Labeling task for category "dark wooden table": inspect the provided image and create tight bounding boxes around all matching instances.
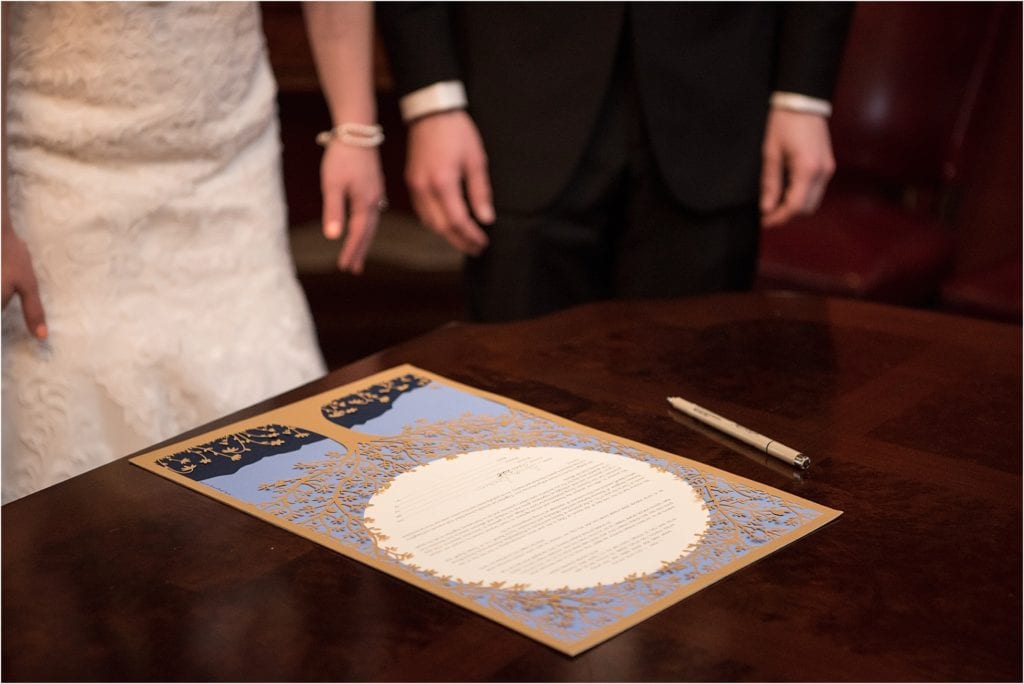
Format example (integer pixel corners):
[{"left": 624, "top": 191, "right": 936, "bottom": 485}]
[{"left": 3, "top": 293, "right": 1021, "bottom": 682}]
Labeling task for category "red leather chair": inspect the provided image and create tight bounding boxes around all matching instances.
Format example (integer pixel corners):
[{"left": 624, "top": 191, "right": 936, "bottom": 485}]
[
  {"left": 937, "top": 4, "right": 1021, "bottom": 322},
  {"left": 757, "top": 3, "right": 1011, "bottom": 308},
  {"left": 941, "top": 260, "right": 1021, "bottom": 323}
]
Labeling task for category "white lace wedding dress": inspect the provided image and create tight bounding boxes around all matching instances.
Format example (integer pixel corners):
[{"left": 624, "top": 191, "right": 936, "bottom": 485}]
[{"left": 2, "top": 2, "right": 326, "bottom": 502}]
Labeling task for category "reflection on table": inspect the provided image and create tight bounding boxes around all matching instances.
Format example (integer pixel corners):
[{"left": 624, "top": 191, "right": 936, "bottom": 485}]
[{"left": 2, "top": 293, "right": 1020, "bottom": 682}]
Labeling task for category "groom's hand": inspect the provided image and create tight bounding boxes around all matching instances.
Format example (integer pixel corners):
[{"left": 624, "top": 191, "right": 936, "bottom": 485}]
[{"left": 406, "top": 110, "right": 494, "bottom": 255}]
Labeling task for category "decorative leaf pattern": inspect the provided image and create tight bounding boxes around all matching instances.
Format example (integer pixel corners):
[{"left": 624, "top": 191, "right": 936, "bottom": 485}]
[
  {"left": 320, "top": 373, "right": 431, "bottom": 427},
  {"left": 156, "top": 424, "right": 321, "bottom": 479},
  {"left": 246, "top": 408, "right": 822, "bottom": 643}
]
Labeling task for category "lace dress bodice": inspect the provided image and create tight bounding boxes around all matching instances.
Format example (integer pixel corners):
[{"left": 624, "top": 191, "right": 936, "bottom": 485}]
[{"left": 2, "top": 2, "right": 325, "bottom": 502}]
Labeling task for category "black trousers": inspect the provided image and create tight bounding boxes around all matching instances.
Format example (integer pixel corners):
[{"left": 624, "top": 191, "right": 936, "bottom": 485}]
[{"left": 465, "top": 44, "right": 760, "bottom": 323}]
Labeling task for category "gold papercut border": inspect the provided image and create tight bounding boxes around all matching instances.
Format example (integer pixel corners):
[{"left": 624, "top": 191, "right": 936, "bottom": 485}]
[{"left": 131, "top": 364, "right": 842, "bottom": 656}]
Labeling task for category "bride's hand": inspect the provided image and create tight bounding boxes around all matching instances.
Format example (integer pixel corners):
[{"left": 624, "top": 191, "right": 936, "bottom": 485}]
[
  {"left": 319, "top": 142, "right": 385, "bottom": 275},
  {"left": 1, "top": 213, "right": 47, "bottom": 339}
]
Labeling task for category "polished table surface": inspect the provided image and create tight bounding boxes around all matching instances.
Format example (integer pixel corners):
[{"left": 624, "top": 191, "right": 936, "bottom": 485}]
[{"left": 3, "top": 293, "right": 1021, "bottom": 682}]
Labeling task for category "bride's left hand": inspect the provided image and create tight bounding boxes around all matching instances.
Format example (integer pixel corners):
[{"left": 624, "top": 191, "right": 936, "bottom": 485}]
[{"left": 319, "top": 142, "right": 385, "bottom": 275}]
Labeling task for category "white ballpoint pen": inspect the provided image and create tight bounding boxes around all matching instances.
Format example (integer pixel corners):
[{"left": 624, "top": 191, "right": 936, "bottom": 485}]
[{"left": 667, "top": 396, "right": 811, "bottom": 470}]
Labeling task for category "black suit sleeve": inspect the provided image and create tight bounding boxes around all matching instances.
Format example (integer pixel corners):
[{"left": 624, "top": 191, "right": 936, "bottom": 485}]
[
  {"left": 376, "top": 2, "right": 463, "bottom": 97},
  {"left": 775, "top": 2, "right": 853, "bottom": 99}
]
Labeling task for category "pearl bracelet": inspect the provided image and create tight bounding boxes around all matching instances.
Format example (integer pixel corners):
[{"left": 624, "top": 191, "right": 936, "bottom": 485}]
[
  {"left": 769, "top": 92, "right": 833, "bottom": 117},
  {"left": 315, "top": 122, "right": 385, "bottom": 148}
]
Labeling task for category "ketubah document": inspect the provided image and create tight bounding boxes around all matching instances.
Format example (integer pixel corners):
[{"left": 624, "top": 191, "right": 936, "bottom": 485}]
[{"left": 131, "top": 364, "right": 841, "bottom": 655}]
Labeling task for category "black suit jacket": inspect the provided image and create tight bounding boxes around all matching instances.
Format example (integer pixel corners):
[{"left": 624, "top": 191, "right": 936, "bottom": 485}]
[{"left": 380, "top": 2, "right": 851, "bottom": 214}]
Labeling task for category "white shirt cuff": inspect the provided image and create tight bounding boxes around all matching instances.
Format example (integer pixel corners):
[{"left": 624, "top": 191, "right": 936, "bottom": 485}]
[
  {"left": 770, "top": 91, "right": 833, "bottom": 117},
  {"left": 400, "top": 81, "right": 468, "bottom": 123}
]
